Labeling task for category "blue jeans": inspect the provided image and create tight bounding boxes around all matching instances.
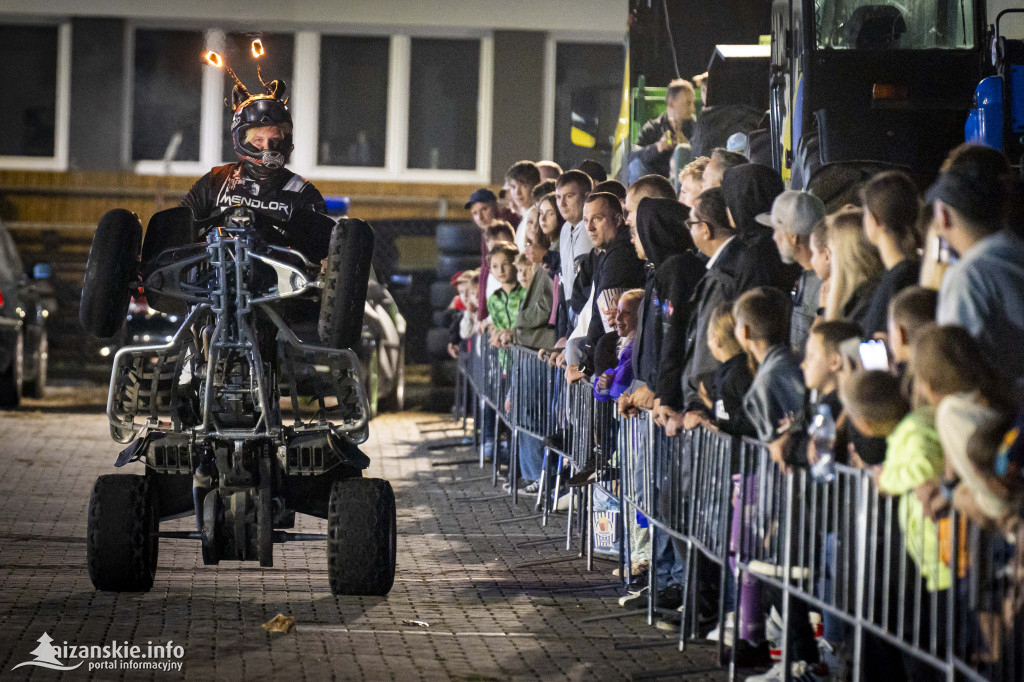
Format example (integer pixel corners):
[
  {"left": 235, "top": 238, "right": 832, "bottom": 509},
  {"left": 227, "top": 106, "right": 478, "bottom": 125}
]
[{"left": 518, "top": 433, "right": 545, "bottom": 482}]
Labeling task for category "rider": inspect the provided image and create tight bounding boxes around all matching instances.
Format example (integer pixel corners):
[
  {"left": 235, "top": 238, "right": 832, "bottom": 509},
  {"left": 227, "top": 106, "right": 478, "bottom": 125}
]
[{"left": 181, "top": 81, "right": 326, "bottom": 223}]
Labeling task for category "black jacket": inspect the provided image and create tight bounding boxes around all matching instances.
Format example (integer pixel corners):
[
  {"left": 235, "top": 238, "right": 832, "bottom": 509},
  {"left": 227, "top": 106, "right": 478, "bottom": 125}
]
[
  {"left": 720, "top": 164, "right": 801, "bottom": 293},
  {"left": 680, "top": 236, "right": 770, "bottom": 411},
  {"left": 860, "top": 259, "right": 920, "bottom": 336},
  {"left": 632, "top": 113, "right": 696, "bottom": 178},
  {"left": 710, "top": 352, "right": 756, "bottom": 438},
  {"left": 181, "top": 162, "right": 326, "bottom": 223},
  {"left": 584, "top": 228, "right": 647, "bottom": 360},
  {"left": 630, "top": 199, "right": 705, "bottom": 398}
]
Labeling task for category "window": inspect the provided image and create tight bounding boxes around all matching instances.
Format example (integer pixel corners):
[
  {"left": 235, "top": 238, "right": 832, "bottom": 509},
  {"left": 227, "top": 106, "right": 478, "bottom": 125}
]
[
  {"left": 318, "top": 36, "right": 389, "bottom": 168},
  {"left": 814, "top": 0, "right": 976, "bottom": 49},
  {"left": 407, "top": 38, "right": 480, "bottom": 171},
  {"left": 0, "top": 22, "right": 69, "bottom": 168},
  {"left": 0, "top": 25, "right": 58, "bottom": 157},
  {"left": 220, "top": 33, "right": 294, "bottom": 163},
  {"left": 553, "top": 42, "right": 623, "bottom": 172},
  {"left": 132, "top": 29, "right": 204, "bottom": 161}
]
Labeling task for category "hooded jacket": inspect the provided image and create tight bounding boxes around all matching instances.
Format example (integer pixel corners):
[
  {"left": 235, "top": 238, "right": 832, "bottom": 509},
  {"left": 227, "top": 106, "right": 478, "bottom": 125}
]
[
  {"left": 632, "top": 198, "right": 706, "bottom": 394},
  {"left": 720, "top": 164, "right": 802, "bottom": 293}
]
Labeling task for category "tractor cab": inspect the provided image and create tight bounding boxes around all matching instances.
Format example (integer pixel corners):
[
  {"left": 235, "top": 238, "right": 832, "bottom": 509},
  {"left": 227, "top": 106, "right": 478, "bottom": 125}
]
[{"left": 772, "top": 0, "right": 988, "bottom": 196}]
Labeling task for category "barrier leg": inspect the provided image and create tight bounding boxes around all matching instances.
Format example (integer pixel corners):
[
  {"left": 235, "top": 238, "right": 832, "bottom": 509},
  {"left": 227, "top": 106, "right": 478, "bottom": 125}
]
[
  {"left": 565, "top": 482, "right": 575, "bottom": 551},
  {"left": 491, "top": 408, "right": 500, "bottom": 486},
  {"left": 510, "top": 424, "right": 519, "bottom": 504},
  {"left": 587, "top": 485, "right": 596, "bottom": 568},
  {"left": 536, "top": 448, "right": 548, "bottom": 516}
]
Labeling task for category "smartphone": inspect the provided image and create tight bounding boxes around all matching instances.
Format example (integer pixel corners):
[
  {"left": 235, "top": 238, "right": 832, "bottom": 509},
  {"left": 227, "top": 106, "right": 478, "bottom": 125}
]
[
  {"left": 839, "top": 337, "right": 863, "bottom": 370},
  {"left": 859, "top": 339, "right": 889, "bottom": 371}
]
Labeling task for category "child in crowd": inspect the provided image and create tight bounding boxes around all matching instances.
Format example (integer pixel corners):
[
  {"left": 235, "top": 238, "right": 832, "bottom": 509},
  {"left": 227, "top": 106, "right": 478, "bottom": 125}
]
[
  {"left": 486, "top": 243, "right": 526, "bottom": 348},
  {"left": 887, "top": 286, "right": 938, "bottom": 384},
  {"left": 594, "top": 290, "right": 643, "bottom": 402},
  {"left": 910, "top": 326, "right": 1018, "bottom": 528},
  {"left": 447, "top": 270, "right": 480, "bottom": 358},
  {"left": 698, "top": 302, "right": 755, "bottom": 437},
  {"left": 513, "top": 253, "right": 556, "bottom": 351},
  {"left": 842, "top": 368, "right": 949, "bottom": 681},
  {"left": 733, "top": 287, "right": 824, "bottom": 677},
  {"left": 734, "top": 287, "right": 805, "bottom": 444}
]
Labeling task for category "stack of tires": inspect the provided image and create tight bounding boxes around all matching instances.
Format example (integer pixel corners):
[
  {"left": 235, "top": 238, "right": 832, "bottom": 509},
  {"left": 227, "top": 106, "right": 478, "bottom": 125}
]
[{"left": 427, "top": 223, "right": 480, "bottom": 393}]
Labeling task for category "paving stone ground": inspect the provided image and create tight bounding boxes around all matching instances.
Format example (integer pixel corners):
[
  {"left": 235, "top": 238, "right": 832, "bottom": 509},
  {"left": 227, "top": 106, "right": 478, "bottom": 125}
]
[{"left": 0, "top": 392, "right": 725, "bottom": 681}]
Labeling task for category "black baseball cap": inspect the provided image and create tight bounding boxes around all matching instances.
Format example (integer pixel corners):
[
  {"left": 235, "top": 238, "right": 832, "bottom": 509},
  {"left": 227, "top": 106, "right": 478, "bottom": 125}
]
[{"left": 464, "top": 188, "right": 498, "bottom": 209}]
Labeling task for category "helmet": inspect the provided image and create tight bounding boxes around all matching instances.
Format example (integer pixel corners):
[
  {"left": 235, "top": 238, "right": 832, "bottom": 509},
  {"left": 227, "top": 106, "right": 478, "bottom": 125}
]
[{"left": 230, "top": 81, "right": 293, "bottom": 177}]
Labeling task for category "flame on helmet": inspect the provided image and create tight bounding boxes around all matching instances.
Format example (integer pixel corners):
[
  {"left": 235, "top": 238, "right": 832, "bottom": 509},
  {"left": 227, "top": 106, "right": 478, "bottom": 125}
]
[
  {"left": 251, "top": 39, "right": 265, "bottom": 58},
  {"left": 204, "top": 51, "right": 224, "bottom": 68}
]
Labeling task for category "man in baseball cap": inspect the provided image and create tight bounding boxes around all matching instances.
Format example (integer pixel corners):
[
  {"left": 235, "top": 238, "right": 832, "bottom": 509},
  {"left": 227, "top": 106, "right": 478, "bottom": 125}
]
[
  {"left": 465, "top": 188, "right": 499, "bottom": 230},
  {"left": 756, "top": 190, "right": 827, "bottom": 352}
]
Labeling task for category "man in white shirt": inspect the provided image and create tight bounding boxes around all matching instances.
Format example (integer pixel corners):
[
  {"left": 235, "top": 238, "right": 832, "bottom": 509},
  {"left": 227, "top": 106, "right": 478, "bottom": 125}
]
[{"left": 555, "top": 169, "right": 594, "bottom": 325}]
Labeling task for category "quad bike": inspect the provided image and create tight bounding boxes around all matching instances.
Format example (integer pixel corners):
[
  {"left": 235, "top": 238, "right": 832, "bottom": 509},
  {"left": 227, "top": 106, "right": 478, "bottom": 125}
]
[{"left": 80, "top": 205, "right": 396, "bottom": 595}]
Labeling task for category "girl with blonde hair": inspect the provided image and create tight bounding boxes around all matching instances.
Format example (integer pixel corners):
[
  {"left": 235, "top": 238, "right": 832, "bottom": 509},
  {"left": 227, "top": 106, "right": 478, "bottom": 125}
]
[{"left": 823, "top": 208, "right": 884, "bottom": 325}]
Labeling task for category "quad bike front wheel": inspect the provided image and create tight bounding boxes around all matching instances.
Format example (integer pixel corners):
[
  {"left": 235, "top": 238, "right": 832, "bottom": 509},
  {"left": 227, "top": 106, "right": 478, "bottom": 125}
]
[
  {"left": 319, "top": 219, "right": 375, "bottom": 350},
  {"left": 327, "top": 477, "right": 396, "bottom": 595},
  {"left": 87, "top": 475, "right": 159, "bottom": 592}
]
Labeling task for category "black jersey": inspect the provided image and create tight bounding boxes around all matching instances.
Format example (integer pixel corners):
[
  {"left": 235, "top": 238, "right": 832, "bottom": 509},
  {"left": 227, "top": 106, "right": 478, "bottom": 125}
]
[{"left": 180, "top": 163, "right": 326, "bottom": 223}]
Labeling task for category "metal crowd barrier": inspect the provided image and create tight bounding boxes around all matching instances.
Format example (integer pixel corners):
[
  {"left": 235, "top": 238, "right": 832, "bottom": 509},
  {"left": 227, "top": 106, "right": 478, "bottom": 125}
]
[{"left": 452, "top": 337, "right": 1020, "bottom": 681}]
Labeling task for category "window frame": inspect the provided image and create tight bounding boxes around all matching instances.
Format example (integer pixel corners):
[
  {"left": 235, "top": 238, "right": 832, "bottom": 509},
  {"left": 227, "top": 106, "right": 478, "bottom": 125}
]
[{"left": 0, "top": 19, "right": 71, "bottom": 171}]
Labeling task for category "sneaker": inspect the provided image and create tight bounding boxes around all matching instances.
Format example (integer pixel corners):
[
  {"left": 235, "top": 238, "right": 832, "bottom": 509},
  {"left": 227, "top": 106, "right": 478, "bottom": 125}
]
[
  {"left": 654, "top": 615, "right": 680, "bottom": 632},
  {"left": 744, "top": 660, "right": 829, "bottom": 682},
  {"left": 655, "top": 583, "right": 683, "bottom": 611},
  {"left": 706, "top": 611, "right": 735, "bottom": 647},
  {"left": 725, "top": 639, "right": 774, "bottom": 668},
  {"left": 817, "top": 639, "right": 846, "bottom": 681},
  {"left": 765, "top": 606, "right": 784, "bottom": 661},
  {"left": 618, "top": 586, "right": 649, "bottom": 609},
  {"left": 566, "top": 466, "right": 596, "bottom": 487},
  {"left": 523, "top": 481, "right": 540, "bottom": 494},
  {"left": 748, "top": 559, "right": 811, "bottom": 580},
  {"left": 502, "top": 478, "right": 530, "bottom": 492}
]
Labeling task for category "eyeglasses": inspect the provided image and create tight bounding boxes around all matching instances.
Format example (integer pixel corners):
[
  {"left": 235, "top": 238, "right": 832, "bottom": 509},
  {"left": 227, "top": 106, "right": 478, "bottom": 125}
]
[{"left": 685, "top": 218, "right": 706, "bottom": 229}]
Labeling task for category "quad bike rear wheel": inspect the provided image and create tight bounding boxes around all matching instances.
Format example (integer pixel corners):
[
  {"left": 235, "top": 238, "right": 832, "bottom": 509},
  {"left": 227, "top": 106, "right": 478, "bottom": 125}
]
[
  {"left": 87, "top": 475, "right": 159, "bottom": 591},
  {"left": 80, "top": 209, "right": 142, "bottom": 338},
  {"left": 327, "top": 477, "right": 396, "bottom": 595}
]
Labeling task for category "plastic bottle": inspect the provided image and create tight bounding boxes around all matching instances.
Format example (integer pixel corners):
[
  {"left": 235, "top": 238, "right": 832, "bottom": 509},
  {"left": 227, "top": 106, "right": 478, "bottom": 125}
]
[{"left": 810, "top": 404, "right": 837, "bottom": 483}]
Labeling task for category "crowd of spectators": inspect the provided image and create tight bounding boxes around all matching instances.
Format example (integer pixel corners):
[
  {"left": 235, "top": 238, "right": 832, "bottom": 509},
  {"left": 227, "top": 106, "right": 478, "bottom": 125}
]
[{"left": 443, "top": 85, "right": 1024, "bottom": 680}]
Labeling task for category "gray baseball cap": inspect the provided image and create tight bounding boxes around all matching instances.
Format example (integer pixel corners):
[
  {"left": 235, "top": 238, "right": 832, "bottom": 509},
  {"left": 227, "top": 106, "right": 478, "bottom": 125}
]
[{"left": 754, "top": 189, "right": 826, "bottom": 235}]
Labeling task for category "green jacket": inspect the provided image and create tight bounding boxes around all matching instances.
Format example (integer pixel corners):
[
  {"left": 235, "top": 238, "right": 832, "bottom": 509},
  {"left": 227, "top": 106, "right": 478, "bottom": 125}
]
[
  {"left": 879, "top": 408, "right": 951, "bottom": 592},
  {"left": 487, "top": 284, "right": 526, "bottom": 331}
]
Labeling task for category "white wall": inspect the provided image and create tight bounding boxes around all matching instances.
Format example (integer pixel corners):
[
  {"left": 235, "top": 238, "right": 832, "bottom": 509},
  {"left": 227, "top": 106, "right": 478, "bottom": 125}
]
[
  {"left": 1, "top": 0, "right": 624, "bottom": 38},
  {"left": 988, "top": 0, "right": 1024, "bottom": 40}
]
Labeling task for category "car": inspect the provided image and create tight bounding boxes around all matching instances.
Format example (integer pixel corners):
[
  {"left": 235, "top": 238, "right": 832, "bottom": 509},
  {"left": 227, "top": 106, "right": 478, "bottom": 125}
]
[
  {"left": 79, "top": 205, "right": 396, "bottom": 595},
  {"left": 359, "top": 273, "right": 406, "bottom": 416},
  {"left": 0, "top": 218, "right": 54, "bottom": 408}
]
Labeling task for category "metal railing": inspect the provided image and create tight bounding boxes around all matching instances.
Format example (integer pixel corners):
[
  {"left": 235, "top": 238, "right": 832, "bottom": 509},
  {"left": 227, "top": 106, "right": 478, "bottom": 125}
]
[{"left": 454, "top": 335, "right": 1019, "bottom": 681}]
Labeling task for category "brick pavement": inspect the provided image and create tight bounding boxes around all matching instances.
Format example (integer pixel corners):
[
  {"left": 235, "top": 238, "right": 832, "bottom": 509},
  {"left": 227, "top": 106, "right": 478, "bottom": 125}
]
[{"left": 0, "top": 402, "right": 725, "bottom": 681}]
